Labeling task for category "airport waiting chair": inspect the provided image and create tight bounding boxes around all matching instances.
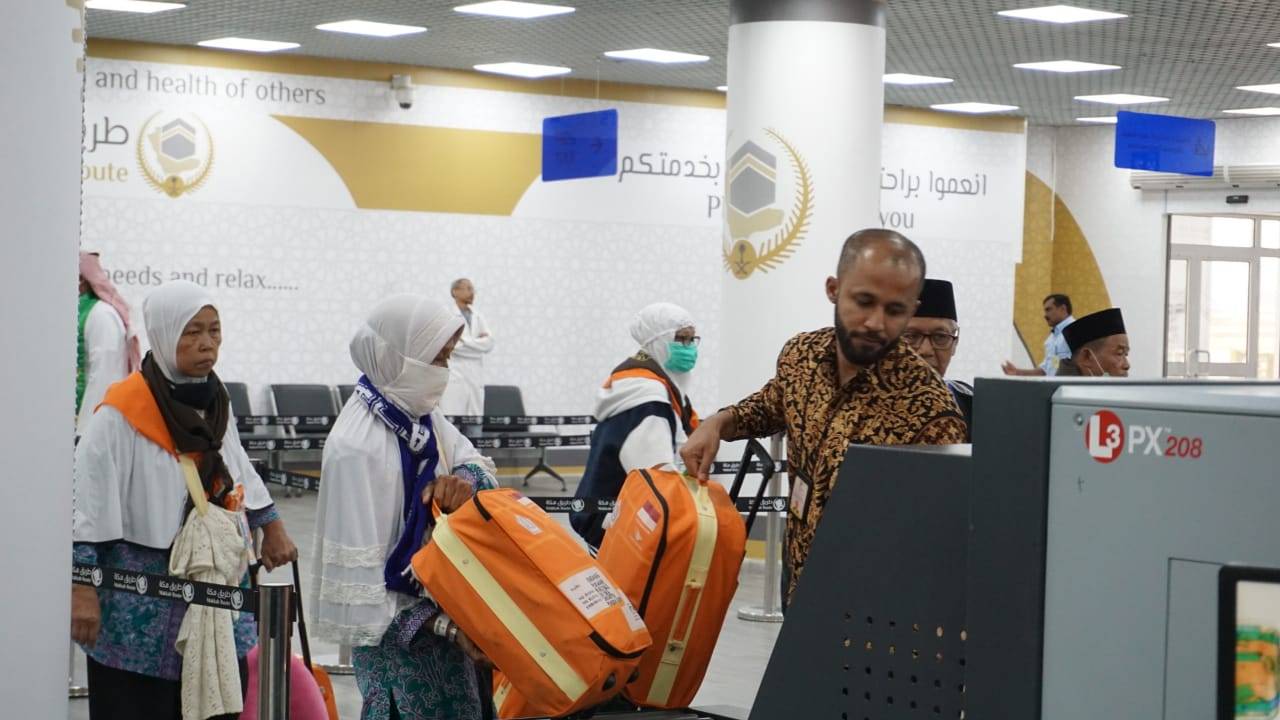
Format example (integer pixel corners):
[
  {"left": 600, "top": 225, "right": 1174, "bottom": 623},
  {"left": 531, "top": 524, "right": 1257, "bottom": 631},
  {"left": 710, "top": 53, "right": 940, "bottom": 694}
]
[
  {"left": 481, "top": 385, "right": 565, "bottom": 490},
  {"left": 337, "top": 384, "right": 357, "bottom": 407}
]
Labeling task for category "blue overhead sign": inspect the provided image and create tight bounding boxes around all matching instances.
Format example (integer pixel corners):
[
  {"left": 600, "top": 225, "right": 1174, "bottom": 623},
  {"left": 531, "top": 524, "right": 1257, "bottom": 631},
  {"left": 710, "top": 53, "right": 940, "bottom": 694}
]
[
  {"left": 1114, "top": 111, "right": 1215, "bottom": 177},
  {"left": 541, "top": 109, "right": 618, "bottom": 182}
]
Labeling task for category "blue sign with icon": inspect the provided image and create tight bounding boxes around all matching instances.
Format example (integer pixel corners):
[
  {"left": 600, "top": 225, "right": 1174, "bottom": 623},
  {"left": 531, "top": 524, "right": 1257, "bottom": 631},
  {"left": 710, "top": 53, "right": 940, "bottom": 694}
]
[
  {"left": 542, "top": 109, "right": 618, "bottom": 181},
  {"left": 1114, "top": 111, "right": 1215, "bottom": 177}
]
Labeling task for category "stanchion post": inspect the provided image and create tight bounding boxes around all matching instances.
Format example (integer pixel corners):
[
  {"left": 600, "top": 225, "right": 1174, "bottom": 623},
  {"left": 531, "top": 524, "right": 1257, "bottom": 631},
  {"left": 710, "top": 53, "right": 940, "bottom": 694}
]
[
  {"left": 738, "top": 433, "right": 786, "bottom": 623},
  {"left": 257, "top": 583, "right": 293, "bottom": 720},
  {"left": 318, "top": 643, "right": 355, "bottom": 676},
  {"left": 68, "top": 642, "right": 89, "bottom": 699}
]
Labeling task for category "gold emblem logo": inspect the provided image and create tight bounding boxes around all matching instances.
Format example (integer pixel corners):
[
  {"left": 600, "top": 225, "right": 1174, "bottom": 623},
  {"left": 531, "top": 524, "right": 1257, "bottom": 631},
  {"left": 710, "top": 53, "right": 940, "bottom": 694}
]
[
  {"left": 136, "top": 111, "right": 214, "bottom": 198},
  {"left": 722, "top": 128, "right": 814, "bottom": 279}
]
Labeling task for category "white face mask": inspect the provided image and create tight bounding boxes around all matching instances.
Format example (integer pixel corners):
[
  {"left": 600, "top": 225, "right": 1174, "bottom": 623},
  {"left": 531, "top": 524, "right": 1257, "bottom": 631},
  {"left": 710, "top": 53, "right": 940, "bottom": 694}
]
[
  {"left": 382, "top": 357, "right": 451, "bottom": 418},
  {"left": 1084, "top": 349, "right": 1111, "bottom": 377}
]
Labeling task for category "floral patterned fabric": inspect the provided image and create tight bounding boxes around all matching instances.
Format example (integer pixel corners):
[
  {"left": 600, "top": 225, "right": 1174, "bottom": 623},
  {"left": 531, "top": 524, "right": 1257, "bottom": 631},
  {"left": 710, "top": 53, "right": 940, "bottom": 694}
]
[
  {"left": 352, "top": 602, "right": 485, "bottom": 720},
  {"left": 726, "top": 329, "right": 967, "bottom": 602},
  {"left": 73, "top": 504, "right": 279, "bottom": 680}
]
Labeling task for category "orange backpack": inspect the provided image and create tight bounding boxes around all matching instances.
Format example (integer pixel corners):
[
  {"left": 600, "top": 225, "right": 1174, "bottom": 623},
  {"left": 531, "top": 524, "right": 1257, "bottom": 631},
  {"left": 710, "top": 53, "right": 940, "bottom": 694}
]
[
  {"left": 595, "top": 456, "right": 769, "bottom": 709},
  {"left": 410, "top": 488, "right": 652, "bottom": 718}
]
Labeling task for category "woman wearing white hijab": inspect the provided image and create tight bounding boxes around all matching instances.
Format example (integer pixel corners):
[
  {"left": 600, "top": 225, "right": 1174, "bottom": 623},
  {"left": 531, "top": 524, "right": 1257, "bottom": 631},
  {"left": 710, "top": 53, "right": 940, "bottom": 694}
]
[
  {"left": 311, "top": 294, "right": 498, "bottom": 720},
  {"left": 71, "top": 281, "right": 297, "bottom": 720},
  {"left": 570, "top": 302, "right": 701, "bottom": 548}
]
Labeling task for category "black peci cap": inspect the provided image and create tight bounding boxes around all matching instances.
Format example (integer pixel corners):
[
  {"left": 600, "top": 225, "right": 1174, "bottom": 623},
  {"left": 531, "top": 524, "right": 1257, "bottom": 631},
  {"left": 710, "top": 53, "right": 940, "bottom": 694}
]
[
  {"left": 916, "top": 279, "right": 957, "bottom": 321},
  {"left": 1063, "top": 308, "right": 1126, "bottom": 353}
]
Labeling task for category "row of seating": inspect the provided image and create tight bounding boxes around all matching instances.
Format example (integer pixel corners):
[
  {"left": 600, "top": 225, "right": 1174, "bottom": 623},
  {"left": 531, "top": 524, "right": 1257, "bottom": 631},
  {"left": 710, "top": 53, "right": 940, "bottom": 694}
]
[{"left": 226, "top": 382, "right": 571, "bottom": 488}]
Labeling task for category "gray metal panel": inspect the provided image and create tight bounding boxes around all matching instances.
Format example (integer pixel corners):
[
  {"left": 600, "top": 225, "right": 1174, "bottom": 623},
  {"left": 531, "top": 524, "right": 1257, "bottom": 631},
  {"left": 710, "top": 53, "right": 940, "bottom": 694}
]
[
  {"left": 749, "top": 444, "right": 971, "bottom": 720},
  {"left": 1055, "top": 383, "right": 1280, "bottom": 417},
  {"left": 1165, "top": 559, "right": 1223, "bottom": 720},
  {"left": 964, "top": 377, "right": 1061, "bottom": 720},
  {"left": 1039, "top": 388, "right": 1280, "bottom": 719}
]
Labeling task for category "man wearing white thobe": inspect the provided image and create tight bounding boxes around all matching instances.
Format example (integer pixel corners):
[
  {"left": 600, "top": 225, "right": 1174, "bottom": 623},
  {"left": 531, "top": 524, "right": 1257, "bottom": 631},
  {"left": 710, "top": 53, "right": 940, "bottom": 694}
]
[{"left": 440, "top": 278, "right": 494, "bottom": 417}]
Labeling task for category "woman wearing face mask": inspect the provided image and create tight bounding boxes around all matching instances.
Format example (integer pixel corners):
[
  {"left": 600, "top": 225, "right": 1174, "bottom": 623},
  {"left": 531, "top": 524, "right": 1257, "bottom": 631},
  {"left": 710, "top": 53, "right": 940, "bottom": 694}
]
[
  {"left": 70, "top": 281, "right": 297, "bottom": 720},
  {"left": 570, "top": 302, "right": 701, "bottom": 549},
  {"left": 310, "top": 295, "right": 499, "bottom": 720}
]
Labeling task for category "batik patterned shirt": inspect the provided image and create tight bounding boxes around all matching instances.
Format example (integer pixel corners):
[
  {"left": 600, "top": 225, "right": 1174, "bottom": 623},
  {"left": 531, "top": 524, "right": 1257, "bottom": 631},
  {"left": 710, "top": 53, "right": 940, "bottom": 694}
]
[{"left": 725, "top": 328, "right": 968, "bottom": 602}]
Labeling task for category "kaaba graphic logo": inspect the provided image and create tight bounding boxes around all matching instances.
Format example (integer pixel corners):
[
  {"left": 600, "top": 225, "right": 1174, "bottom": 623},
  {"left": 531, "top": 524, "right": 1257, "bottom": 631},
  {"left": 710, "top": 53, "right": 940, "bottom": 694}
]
[
  {"left": 723, "top": 128, "right": 814, "bottom": 279},
  {"left": 137, "top": 111, "right": 214, "bottom": 198}
]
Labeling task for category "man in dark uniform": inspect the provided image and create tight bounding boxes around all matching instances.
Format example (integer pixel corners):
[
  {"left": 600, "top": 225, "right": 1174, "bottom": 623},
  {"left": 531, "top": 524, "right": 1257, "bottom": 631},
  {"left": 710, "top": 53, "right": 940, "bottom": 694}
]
[{"left": 903, "top": 278, "right": 972, "bottom": 435}]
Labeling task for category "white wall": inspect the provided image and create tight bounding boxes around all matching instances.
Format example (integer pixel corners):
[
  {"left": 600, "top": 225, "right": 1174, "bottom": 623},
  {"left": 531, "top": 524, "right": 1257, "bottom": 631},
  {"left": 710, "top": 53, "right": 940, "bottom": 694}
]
[
  {"left": 0, "top": 3, "right": 83, "bottom": 717},
  {"left": 1028, "top": 117, "right": 1280, "bottom": 378}
]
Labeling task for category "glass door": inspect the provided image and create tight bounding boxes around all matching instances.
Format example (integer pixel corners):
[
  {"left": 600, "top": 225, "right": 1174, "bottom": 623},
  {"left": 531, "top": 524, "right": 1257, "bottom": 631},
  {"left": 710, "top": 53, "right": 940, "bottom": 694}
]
[{"left": 1166, "top": 215, "right": 1280, "bottom": 378}]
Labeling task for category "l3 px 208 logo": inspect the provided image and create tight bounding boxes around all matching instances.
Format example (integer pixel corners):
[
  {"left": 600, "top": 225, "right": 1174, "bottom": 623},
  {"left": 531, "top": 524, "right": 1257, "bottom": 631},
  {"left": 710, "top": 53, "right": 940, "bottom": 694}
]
[{"left": 1084, "top": 409, "right": 1204, "bottom": 464}]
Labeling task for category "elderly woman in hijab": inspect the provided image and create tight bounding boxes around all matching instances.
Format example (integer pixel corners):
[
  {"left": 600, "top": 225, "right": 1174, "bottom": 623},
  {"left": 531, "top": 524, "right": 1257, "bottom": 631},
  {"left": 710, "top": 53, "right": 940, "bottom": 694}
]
[
  {"left": 71, "top": 281, "right": 298, "bottom": 720},
  {"left": 311, "top": 295, "right": 499, "bottom": 720},
  {"left": 570, "top": 302, "right": 701, "bottom": 548},
  {"left": 76, "top": 250, "right": 142, "bottom": 436}
]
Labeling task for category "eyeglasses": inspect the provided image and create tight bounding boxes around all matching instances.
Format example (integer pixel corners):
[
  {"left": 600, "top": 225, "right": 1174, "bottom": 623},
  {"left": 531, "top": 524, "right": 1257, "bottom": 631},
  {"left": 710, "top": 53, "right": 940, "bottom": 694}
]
[
  {"left": 674, "top": 336, "right": 701, "bottom": 347},
  {"left": 902, "top": 330, "right": 958, "bottom": 350}
]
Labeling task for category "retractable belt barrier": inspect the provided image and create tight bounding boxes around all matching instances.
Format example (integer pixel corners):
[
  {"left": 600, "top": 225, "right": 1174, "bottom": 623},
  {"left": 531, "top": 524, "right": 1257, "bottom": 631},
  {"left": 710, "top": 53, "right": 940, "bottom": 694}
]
[
  {"left": 236, "top": 414, "right": 597, "bottom": 433},
  {"left": 262, "top": 463, "right": 789, "bottom": 501},
  {"left": 72, "top": 563, "right": 256, "bottom": 614}
]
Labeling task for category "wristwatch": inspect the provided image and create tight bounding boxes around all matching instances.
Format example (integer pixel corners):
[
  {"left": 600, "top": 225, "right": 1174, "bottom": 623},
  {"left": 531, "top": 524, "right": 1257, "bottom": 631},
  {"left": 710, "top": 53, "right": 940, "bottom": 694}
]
[{"left": 447, "top": 623, "right": 460, "bottom": 644}]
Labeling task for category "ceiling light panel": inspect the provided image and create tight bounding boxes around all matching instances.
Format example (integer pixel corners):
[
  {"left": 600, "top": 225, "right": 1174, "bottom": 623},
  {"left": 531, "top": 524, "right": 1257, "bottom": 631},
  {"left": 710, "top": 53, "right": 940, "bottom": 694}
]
[
  {"left": 474, "top": 62, "right": 571, "bottom": 78},
  {"left": 1013, "top": 60, "right": 1121, "bottom": 73},
  {"left": 316, "top": 20, "right": 426, "bottom": 37},
  {"left": 1223, "top": 107, "right": 1280, "bottom": 116},
  {"left": 197, "top": 37, "right": 300, "bottom": 53},
  {"left": 997, "top": 5, "right": 1127, "bottom": 24},
  {"left": 1075, "top": 93, "right": 1169, "bottom": 105},
  {"left": 1238, "top": 84, "right": 1280, "bottom": 95},
  {"left": 604, "top": 48, "right": 709, "bottom": 64},
  {"left": 931, "top": 102, "right": 1020, "bottom": 114},
  {"left": 85, "top": 0, "right": 184, "bottom": 12},
  {"left": 1077, "top": 116, "right": 1119, "bottom": 123},
  {"left": 884, "top": 73, "right": 954, "bottom": 85},
  {"left": 454, "top": 2, "right": 575, "bottom": 19}
]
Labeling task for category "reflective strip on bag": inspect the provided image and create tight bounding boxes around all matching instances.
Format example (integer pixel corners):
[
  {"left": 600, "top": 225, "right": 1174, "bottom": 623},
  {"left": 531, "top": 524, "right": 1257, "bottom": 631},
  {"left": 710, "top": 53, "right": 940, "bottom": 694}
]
[
  {"left": 431, "top": 517, "right": 589, "bottom": 704},
  {"left": 647, "top": 477, "right": 720, "bottom": 706},
  {"left": 493, "top": 678, "right": 512, "bottom": 713}
]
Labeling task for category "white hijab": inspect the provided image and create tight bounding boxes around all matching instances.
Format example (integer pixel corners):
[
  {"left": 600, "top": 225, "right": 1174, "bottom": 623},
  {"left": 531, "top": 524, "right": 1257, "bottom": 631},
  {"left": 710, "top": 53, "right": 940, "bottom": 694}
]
[
  {"left": 349, "top": 295, "right": 464, "bottom": 417},
  {"left": 630, "top": 302, "right": 695, "bottom": 368},
  {"left": 142, "top": 281, "right": 217, "bottom": 384}
]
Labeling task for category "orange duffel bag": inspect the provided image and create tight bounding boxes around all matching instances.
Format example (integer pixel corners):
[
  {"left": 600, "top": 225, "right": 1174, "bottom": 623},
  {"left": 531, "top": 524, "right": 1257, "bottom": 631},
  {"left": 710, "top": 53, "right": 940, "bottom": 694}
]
[
  {"left": 410, "top": 488, "right": 652, "bottom": 718},
  {"left": 595, "top": 442, "right": 773, "bottom": 709}
]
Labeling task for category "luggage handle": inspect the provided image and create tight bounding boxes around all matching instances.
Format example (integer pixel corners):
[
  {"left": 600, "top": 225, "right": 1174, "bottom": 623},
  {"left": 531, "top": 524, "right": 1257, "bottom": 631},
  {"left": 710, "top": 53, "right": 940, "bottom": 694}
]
[
  {"left": 290, "top": 559, "right": 315, "bottom": 672},
  {"left": 727, "top": 438, "right": 776, "bottom": 536}
]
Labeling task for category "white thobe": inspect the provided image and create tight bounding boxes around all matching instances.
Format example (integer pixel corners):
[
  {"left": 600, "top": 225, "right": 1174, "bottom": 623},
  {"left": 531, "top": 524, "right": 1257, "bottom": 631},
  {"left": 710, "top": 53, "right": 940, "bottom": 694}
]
[
  {"left": 77, "top": 302, "right": 130, "bottom": 435},
  {"left": 440, "top": 305, "right": 494, "bottom": 416}
]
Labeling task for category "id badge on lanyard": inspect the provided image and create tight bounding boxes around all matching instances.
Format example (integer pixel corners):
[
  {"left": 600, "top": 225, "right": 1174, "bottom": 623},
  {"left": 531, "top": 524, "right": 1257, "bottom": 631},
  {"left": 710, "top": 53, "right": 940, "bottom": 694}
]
[{"left": 789, "top": 464, "right": 814, "bottom": 522}]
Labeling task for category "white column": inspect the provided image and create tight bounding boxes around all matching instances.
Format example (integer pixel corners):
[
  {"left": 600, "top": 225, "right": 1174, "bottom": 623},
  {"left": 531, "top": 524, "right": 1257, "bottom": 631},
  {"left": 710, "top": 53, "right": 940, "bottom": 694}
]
[
  {"left": 721, "top": 0, "right": 886, "bottom": 405},
  {"left": 0, "top": 2, "right": 85, "bottom": 717}
]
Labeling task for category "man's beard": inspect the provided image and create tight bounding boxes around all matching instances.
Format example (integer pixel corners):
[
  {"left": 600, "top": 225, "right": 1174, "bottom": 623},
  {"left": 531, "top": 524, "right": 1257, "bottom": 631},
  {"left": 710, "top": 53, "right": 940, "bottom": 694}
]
[{"left": 834, "top": 307, "right": 895, "bottom": 366}]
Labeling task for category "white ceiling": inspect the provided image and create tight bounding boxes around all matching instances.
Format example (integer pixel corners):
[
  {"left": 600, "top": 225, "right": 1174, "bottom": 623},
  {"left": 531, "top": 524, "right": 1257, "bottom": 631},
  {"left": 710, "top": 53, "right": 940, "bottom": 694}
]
[{"left": 86, "top": 0, "right": 1280, "bottom": 126}]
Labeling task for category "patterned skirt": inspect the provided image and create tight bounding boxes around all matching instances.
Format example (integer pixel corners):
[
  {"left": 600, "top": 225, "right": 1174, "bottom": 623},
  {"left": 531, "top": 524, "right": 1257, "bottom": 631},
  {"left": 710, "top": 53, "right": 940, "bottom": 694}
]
[{"left": 352, "top": 612, "right": 484, "bottom": 720}]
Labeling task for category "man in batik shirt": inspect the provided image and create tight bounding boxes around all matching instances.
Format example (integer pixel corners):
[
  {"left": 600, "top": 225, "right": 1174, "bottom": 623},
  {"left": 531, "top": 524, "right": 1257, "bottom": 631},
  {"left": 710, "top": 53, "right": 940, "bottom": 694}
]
[{"left": 683, "top": 229, "right": 967, "bottom": 606}]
